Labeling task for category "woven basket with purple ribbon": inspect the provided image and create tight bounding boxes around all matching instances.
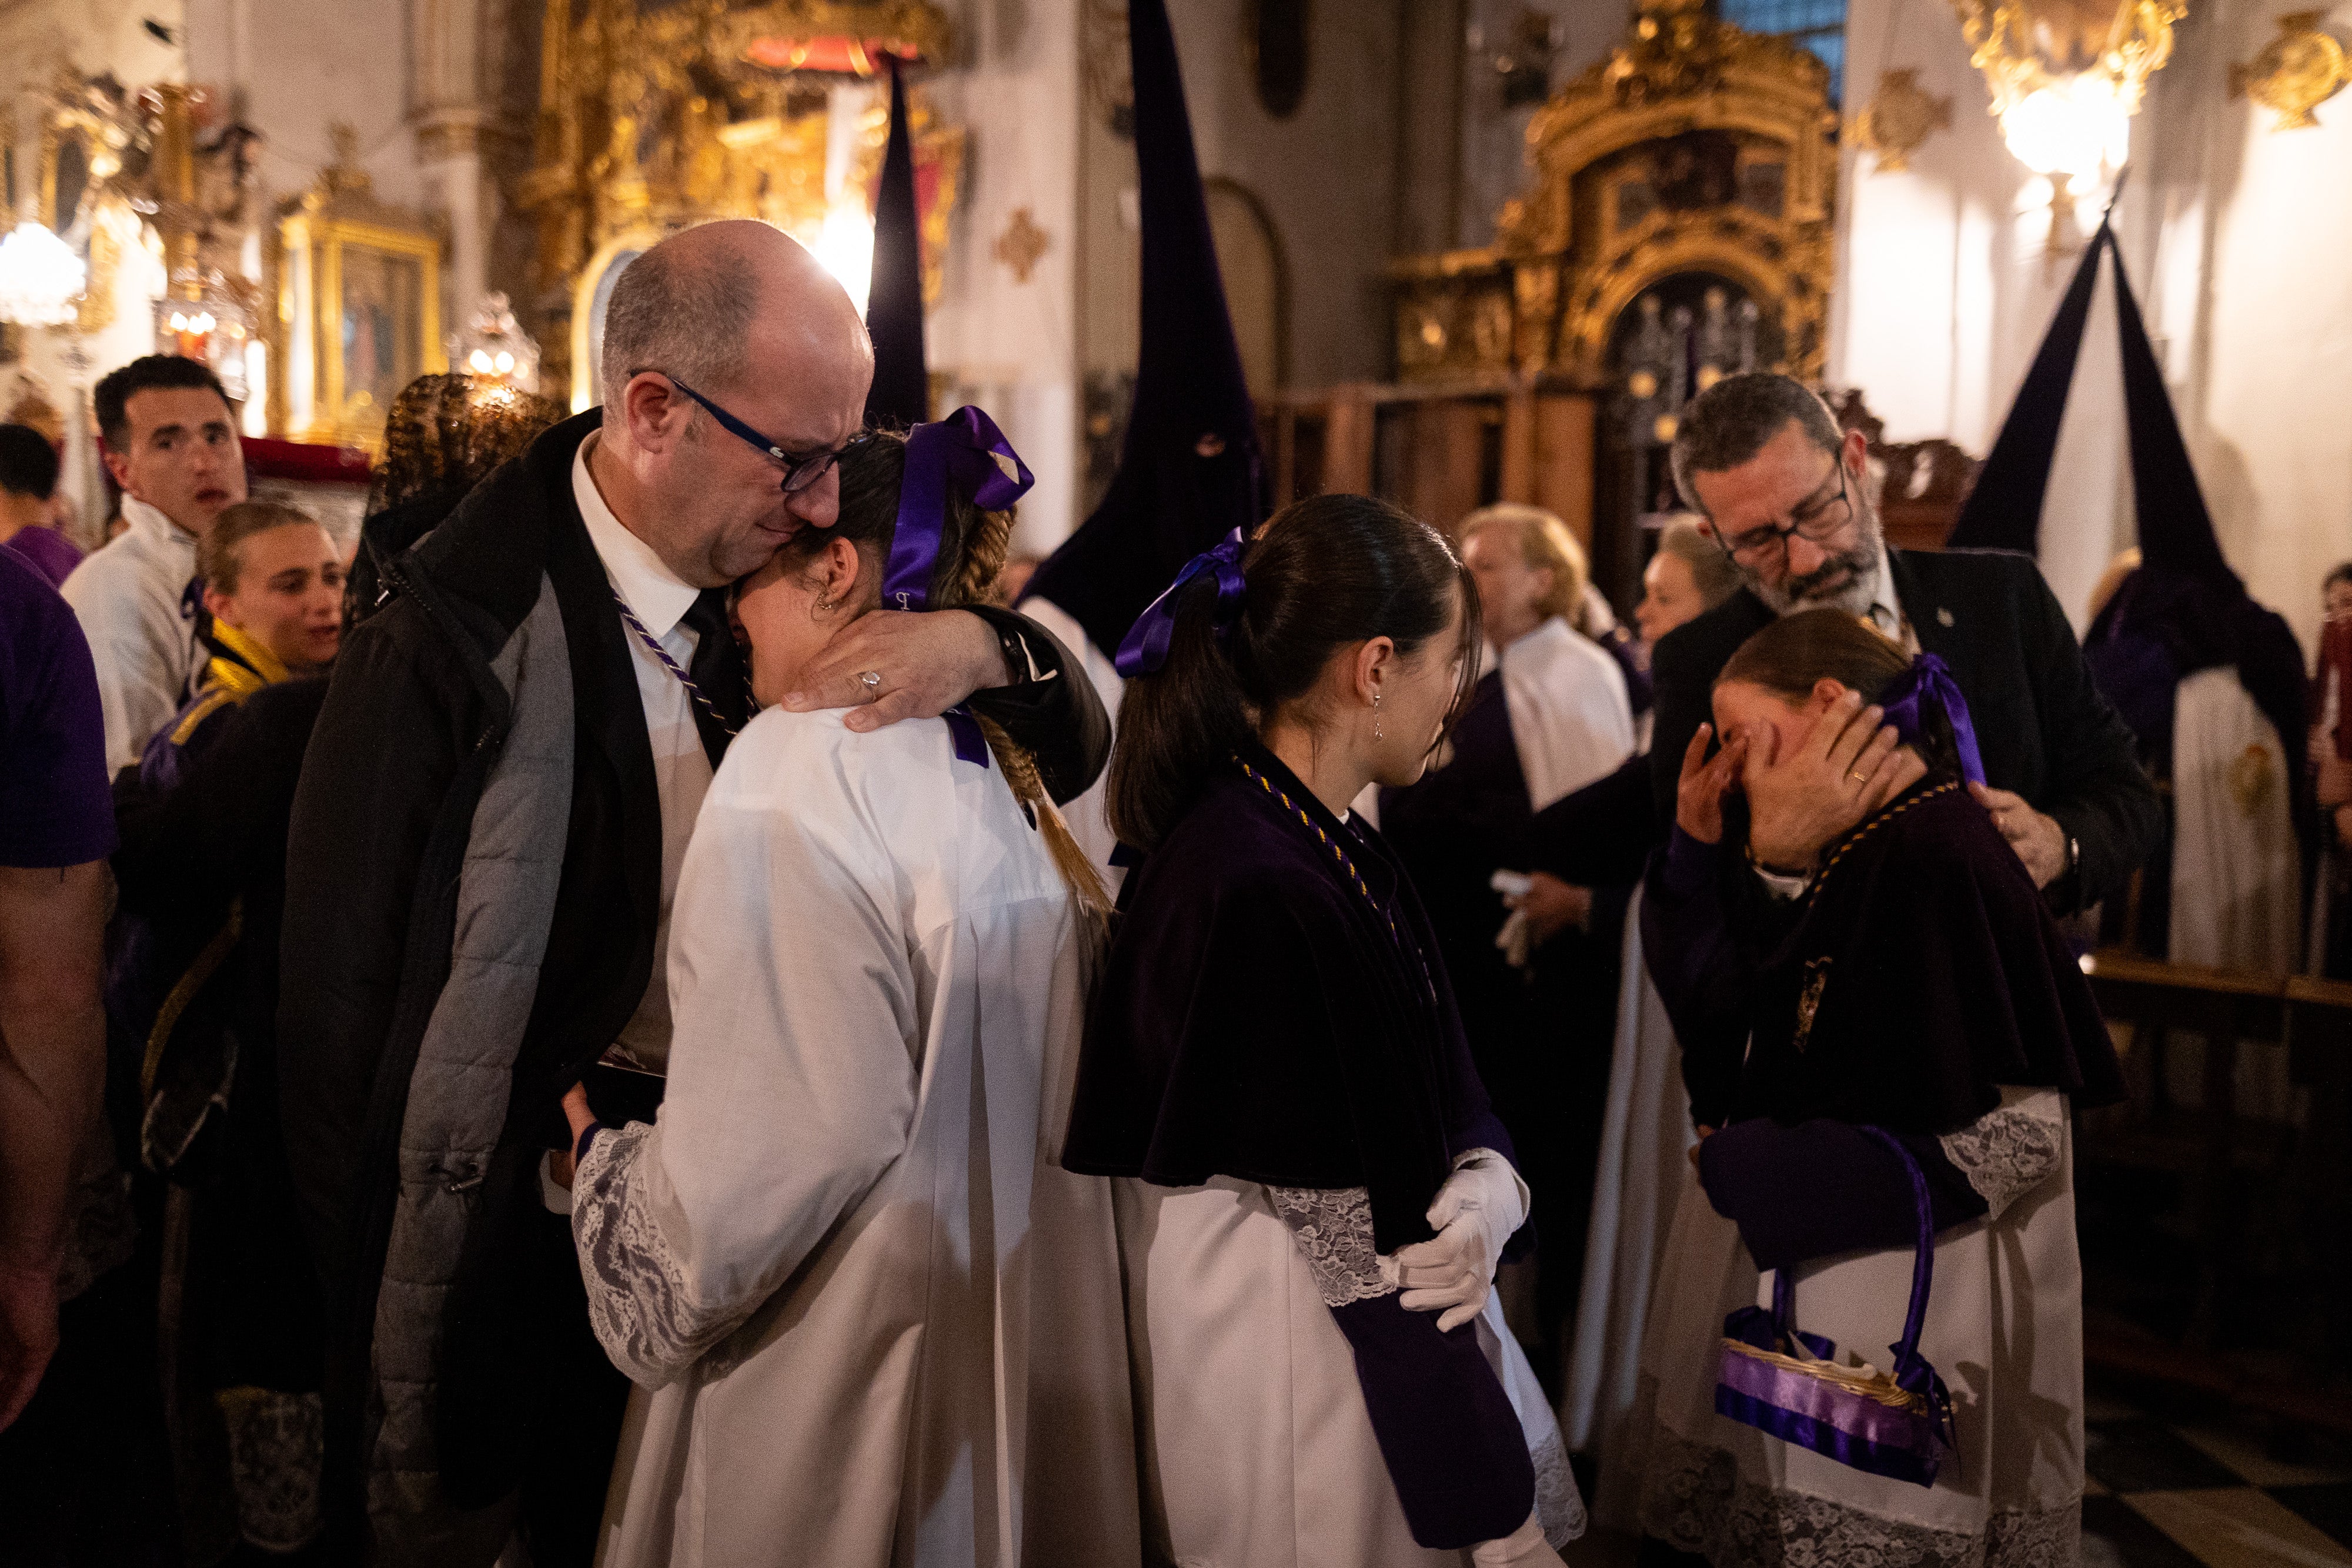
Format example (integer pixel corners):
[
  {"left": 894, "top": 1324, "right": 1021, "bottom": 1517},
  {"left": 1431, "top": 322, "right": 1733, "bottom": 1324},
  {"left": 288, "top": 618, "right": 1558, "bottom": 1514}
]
[{"left": 1714, "top": 1126, "right": 1958, "bottom": 1488}]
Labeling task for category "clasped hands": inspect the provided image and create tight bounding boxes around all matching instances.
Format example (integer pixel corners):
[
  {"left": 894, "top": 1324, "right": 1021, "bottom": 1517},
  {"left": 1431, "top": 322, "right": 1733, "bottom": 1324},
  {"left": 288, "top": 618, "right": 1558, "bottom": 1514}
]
[
  {"left": 1388, "top": 1152, "right": 1527, "bottom": 1333},
  {"left": 1675, "top": 691, "right": 2066, "bottom": 888}
]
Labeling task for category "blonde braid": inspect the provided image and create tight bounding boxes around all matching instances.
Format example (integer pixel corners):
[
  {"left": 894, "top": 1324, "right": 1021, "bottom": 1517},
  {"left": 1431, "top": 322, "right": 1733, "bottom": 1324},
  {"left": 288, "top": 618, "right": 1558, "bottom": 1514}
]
[{"left": 941, "top": 505, "right": 1111, "bottom": 920}]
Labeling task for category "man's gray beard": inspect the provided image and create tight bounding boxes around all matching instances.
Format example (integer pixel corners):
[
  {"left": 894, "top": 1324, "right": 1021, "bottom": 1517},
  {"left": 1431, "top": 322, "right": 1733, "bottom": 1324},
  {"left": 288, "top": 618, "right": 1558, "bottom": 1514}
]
[{"left": 1749, "top": 510, "right": 1886, "bottom": 620}]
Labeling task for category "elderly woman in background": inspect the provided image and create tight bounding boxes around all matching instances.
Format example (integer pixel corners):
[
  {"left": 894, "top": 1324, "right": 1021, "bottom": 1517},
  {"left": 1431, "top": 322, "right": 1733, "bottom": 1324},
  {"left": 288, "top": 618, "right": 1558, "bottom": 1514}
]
[{"left": 1377, "top": 502, "right": 1636, "bottom": 1389}]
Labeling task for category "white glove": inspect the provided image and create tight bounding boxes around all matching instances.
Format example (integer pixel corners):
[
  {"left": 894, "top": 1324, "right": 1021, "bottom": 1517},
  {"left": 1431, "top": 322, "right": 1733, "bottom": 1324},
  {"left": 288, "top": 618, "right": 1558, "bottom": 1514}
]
[
  {"left": 1391, "top": 1149, "right": 1528, "bottom": 1332},
  {"left": 1471, "top": 1512, "right": 1565, "bottom": 1567}
]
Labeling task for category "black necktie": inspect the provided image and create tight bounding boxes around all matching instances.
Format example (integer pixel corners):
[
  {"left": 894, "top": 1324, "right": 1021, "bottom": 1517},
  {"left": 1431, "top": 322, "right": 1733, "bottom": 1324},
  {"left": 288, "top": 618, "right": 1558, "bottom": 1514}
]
[{"left": 681, "top": 588, "right": 747, "bottom": 767}]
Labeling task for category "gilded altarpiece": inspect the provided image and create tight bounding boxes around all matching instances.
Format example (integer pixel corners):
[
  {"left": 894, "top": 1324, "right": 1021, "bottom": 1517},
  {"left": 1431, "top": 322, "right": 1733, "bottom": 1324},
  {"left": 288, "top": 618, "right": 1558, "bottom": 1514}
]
[
  {"left": 1391, "top": 0, "right": 1835, "bottom": 386},
  {"left": 516, "top": 0, "right": 963, "bottom": 406}
]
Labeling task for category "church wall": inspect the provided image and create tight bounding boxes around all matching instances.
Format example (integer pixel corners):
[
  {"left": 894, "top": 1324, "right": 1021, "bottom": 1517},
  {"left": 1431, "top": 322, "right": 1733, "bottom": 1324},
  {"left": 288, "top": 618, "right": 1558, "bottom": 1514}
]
[{"left": 1831, "top": 0, "right": 2350, "bottom": 653}]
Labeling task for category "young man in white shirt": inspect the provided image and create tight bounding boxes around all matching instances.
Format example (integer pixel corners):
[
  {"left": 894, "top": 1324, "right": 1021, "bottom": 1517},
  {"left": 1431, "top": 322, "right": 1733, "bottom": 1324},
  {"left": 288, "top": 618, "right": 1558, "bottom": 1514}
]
[{"left": 60, "top": 356, "right": 248, "bottom": 771}]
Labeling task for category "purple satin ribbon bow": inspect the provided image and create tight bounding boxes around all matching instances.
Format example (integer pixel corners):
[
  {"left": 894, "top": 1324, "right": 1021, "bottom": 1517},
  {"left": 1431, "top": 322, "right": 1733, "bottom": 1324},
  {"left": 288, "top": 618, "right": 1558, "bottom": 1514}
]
[
  {"left": 881, "top": 406, "right": 1034, "bottom": 768},
  {"left": 1114, "top": 528, "right": 1248, "bottom": 677},
  {"left": 1877, "top": 652, "right": 1985, "bottom": 785}
]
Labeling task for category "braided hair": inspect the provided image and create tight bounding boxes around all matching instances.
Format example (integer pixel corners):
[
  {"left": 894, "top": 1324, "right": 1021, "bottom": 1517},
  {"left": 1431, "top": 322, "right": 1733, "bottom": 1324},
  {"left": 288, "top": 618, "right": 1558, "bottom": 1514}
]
[{"left": 778, "top": 430, "right": 1111, "bottom": 918}]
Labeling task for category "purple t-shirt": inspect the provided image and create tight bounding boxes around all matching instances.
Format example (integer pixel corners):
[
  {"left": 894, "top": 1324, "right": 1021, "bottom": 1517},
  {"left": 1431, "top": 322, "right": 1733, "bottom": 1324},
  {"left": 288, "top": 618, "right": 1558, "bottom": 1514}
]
[
  {"left": 4, "top": 522, "right": 85, "bottom": 590},
  {"left": 0, "top": 544, "right": 116, "bottom": 867}
]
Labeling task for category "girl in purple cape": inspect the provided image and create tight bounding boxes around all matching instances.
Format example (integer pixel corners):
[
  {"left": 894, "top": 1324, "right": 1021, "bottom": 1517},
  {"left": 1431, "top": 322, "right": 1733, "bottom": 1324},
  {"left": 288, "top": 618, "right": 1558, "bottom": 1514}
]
[
  {"left": 1063, "top": 494, "right": 1584, "bottom": 1567},
  {"left": 1626, "top": 608, "right": 2123, "bottom": 1566}
]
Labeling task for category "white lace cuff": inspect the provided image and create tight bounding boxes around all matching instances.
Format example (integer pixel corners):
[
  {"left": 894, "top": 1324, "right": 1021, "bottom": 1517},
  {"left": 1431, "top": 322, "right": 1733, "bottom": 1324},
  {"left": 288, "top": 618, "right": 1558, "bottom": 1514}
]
[
  {"left": 1267, "top": 1185, "right": 1396, "bottom": 1308},
  {"left": 571, "top": 1120, "right": 738, "bottom": 1387},
  {"left": 1937, "top": 1088, "right": 2065, "bottom": 1222}
]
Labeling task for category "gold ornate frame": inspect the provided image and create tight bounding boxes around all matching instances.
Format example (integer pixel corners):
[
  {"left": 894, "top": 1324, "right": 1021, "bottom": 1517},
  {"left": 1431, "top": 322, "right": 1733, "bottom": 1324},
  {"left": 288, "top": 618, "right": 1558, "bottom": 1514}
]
[
  {"left": 1389, "top": 0, "right": 1836, "bottom": 385},
  {"left": 517, "top": 0, "right": 960, "bottom": 398},
  {"left": 271, "top": 146, "right": 446, "bottom": 449}
]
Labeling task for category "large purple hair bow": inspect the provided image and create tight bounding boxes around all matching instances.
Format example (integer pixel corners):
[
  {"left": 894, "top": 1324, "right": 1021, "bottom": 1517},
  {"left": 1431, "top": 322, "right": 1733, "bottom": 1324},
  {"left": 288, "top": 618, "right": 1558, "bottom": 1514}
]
[
  {"left": 1878, "top": 653, "right": 1985, "bottom": 785},
  {"left": 1114, "top": 527, "right": 1248, "bottom": 677},
  {"left": 881, "top": 406, "right": 1034, "bottom": 768}
]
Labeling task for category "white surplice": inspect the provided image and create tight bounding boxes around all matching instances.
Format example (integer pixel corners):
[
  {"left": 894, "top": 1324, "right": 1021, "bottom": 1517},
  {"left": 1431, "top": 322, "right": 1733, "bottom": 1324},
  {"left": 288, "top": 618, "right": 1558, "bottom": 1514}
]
[
  {"left": 1559, "top": 887, "right": 1693, "bottom": 1527},
  {"left": 1622, "top": 1090, "right": 2086, "bottom": 1566},
  {"left": 1114, "top": 1176, "right": 1583, "bottom": 1568},
  {"left": 570, "top": 706, "right": 1140, "bottom": 1568},
  {"left": 1495, "top": 617, "right": 1635, "bottom": 812}
]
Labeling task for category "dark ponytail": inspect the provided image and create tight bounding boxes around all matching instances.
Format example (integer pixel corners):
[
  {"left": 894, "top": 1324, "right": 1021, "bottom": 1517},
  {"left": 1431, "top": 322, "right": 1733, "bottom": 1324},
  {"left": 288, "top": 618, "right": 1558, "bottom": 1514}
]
[{"left": 1107, "top": 493, "right": 1480, "bottom": 853}]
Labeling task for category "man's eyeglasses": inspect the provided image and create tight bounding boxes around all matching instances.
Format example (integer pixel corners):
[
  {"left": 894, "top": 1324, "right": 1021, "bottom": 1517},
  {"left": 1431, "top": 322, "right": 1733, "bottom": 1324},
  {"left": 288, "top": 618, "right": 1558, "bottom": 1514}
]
[
  {"left": 1714, "top": 459, "right": 1855, "bottom": 568},
  {"left": 630, "top": 369, "right": 856, "bottom": 496}
]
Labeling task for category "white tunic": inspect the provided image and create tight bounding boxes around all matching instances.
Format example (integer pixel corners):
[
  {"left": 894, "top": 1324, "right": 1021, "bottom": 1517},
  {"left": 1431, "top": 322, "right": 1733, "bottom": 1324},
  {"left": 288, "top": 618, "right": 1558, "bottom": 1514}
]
[
  {"left": 59, "top": 496, "right": 200, "bottom": 771},
  {"left": 1559, "top": 887, "right": 1694, "bottom": 1526},
  {"left": 1115, "top": 1176, "right": 1583, "bottom": 1568},
  {"left": 1495, "top": 618, "right": 1635, "bottom": 813},
  {"left": 570, "top": 706, "right": 1140, "bottom": 1568}
]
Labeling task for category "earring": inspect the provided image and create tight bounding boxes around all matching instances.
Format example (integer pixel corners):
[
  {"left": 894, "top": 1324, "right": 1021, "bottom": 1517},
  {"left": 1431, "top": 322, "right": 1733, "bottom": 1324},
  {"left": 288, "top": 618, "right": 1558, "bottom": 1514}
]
[
  {"left": 816, "top": 594, "right": 836, "bottom": 612},
  {"left": 1372, "top": 690, "right": 1384, "bottom": 742}
]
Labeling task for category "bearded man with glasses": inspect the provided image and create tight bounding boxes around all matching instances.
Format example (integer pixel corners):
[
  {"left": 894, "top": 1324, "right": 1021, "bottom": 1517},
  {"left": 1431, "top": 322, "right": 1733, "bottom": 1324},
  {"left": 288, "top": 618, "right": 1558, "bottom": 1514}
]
[
  {"left": 1638, "top": 373, "right": 2158, "bottom": 1137},
  {"left": 277, "top": 221, "right": 1108, "bottom": 1567}
]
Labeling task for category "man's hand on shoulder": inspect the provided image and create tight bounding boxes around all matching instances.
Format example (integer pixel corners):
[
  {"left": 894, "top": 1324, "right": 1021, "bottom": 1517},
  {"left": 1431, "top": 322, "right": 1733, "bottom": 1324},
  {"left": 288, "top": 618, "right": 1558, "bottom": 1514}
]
[
  {"left": 1969, "top": 783, "right": 2069, "bottom": 888},
  {"left": 781, "top": 609, "right": 1010, "bottom": 733}
]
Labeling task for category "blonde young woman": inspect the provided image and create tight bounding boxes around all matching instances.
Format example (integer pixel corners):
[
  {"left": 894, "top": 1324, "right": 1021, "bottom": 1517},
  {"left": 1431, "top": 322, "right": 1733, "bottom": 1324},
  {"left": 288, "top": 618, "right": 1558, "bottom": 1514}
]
[{"left": 559, "top": 413, "right": 1139, "bottom": 1567}]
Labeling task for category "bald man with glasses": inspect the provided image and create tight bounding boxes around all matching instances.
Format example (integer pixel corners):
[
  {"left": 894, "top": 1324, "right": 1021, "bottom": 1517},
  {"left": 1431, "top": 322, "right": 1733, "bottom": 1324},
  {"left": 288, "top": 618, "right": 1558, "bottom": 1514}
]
[
  {"left": 1638, "top": 373, "right": 2158, "bottom": 1133},
  {"left": 279, "top": 222, "right": 1109, "bottom": 1567}
]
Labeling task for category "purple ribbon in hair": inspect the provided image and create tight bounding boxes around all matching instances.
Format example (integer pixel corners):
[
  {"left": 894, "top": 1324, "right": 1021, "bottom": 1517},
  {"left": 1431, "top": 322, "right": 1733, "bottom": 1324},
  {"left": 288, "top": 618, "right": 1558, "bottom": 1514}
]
[
  {"left": 1114, "top": 528, "right": 1248, "bottom": 677},
  {"left": 1877, "top": 652, "right": 1986, "bottom": 785},
  {"left": 880, "top": 406, "right": 1034, "bottom": 768}
]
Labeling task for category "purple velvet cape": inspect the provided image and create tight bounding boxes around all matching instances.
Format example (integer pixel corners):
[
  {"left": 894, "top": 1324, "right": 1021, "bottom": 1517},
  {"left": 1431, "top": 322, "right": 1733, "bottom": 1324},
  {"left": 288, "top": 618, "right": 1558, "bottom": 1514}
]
[
  {"left": 1063, "top": 741, "right": 1535, "bottom": 1546},
  {"left": 1651, "top": 780, "right": 2122, "bottom": 1271},
  {"left": 1648, "top": 780, "right": 2121, "bottom": 1136}
]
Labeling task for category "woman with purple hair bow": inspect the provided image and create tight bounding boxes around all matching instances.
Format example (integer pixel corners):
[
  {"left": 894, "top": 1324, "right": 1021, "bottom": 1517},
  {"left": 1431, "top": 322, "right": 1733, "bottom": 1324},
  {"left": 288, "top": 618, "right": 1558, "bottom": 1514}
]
[
  {"left": 1620, "top": 608, "right": 2123, "bottom": 1566},
  {"left": 552, "top": 413, "right": 1140, "bottom": 1567}
]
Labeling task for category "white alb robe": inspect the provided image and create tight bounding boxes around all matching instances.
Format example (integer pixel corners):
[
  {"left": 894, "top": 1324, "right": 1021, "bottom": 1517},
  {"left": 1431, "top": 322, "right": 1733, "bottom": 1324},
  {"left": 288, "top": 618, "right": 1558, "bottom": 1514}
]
[
  {"left": 570, "top": 707, "right": 1139, "bottom": 1568},
  {"left": 1498, "top": 617, "right": 1635, "bottom": 813},
  {"left": 2169, "top": 668, "right": 2303, "bottom": 1121},
  {"left": 1559, "top": 887, "right": 1693, "bottom": 1526}
]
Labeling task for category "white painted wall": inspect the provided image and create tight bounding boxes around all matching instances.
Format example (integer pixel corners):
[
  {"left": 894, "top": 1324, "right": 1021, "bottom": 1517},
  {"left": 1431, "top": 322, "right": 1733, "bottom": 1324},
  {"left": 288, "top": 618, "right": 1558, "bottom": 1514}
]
[{"left": 1834, "top": 0, "right": 2352, "bottom": 653}]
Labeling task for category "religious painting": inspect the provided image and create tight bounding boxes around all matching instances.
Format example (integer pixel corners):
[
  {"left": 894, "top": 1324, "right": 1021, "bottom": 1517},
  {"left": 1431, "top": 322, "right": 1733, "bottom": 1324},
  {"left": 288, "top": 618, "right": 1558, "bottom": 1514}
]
[{"left": 335, "top": 242, "right": 425, "bottom": 426}]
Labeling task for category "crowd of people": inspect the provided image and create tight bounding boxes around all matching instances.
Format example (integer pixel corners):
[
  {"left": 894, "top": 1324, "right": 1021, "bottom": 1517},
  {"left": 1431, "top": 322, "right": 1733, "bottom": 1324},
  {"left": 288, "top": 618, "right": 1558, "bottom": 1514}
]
[{"left": 2, "top": 215, "right": 2348, "bottom": 1568}]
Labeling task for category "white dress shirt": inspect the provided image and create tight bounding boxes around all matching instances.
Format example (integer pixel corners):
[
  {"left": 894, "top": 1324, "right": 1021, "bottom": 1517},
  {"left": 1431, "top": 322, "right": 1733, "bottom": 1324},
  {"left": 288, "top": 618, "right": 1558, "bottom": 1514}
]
[
  {"left": 573, "top": 434, "right": 714, "bottom": 1074},
  {"left": 59, "top": 496, "right": 201, "bottom": 771}
]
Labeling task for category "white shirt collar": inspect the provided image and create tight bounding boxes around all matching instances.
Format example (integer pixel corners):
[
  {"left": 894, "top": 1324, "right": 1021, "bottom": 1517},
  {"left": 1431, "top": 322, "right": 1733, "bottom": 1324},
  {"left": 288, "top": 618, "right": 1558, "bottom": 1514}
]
[
  {"left": 1867, "top": 540, "right": 1903, "bottom": 631},
  {"left": 573, "top": 432, "right": 699, "bottom": 638},
  {"left": 119, "top": 494, "right": 198, "bottom": 555}
]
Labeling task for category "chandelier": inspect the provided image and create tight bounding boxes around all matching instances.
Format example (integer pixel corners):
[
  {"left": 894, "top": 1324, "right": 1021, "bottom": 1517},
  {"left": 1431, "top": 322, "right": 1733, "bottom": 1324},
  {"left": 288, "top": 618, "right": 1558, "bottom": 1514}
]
[
  {"left": 447, "top": 292, "right": 542, "bottom": 394},
  {"left": 1952, "top": 0, "right": 2184, "bottom": 183},
  {"left": 156, "top": 266, "right": 255, "bottom": 402},
  {"left": 0, "top": 223, "right": 88, "bottom": 327}
]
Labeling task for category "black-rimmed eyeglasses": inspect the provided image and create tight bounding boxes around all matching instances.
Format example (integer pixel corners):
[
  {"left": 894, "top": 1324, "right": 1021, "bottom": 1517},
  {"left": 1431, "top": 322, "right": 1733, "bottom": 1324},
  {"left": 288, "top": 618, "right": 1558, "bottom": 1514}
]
[
  {"left": 630, "top": 369, "right": 858, "bottom": 496},
  {"left": 1713, "top": 459, "right": 1855, "bottom": 569}
]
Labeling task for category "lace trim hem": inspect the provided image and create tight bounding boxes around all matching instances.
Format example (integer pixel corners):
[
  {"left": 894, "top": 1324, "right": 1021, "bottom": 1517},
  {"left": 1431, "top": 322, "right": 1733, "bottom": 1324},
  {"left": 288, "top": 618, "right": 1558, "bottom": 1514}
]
[
  {"left": 1530, "top": 1427, "right": 1589, "bottom": 1547},
  {"left": 1635, "top": 1417, "right": 2079, "bottom": 1567}
]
